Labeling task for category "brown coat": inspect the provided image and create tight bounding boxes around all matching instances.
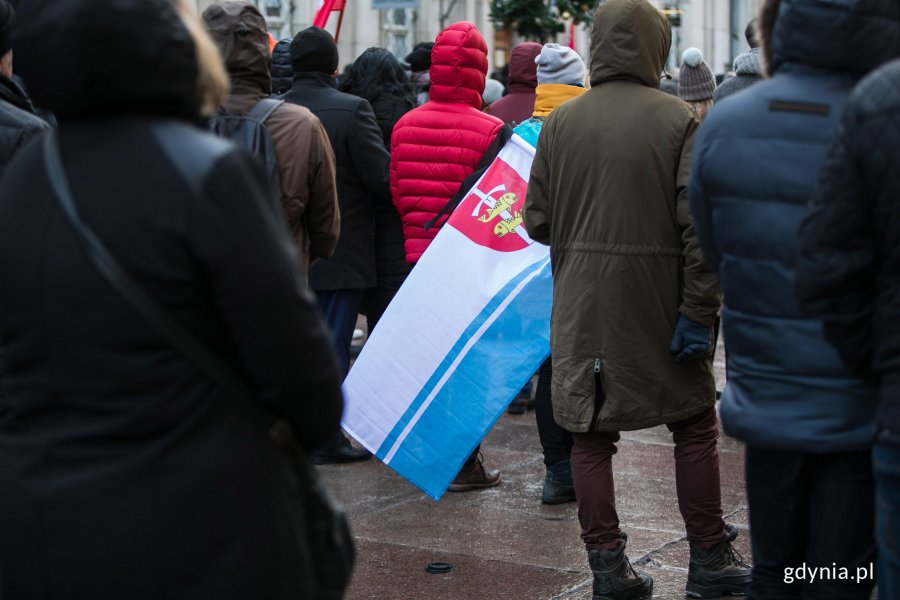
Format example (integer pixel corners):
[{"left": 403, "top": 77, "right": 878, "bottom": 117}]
[
  {"left": 206, "top": 0, "right": 339, "bottom": 280},
  {"left": 523, "top": 0, "right": 721, "bottom": 433},
  {"left": 226, "top": 87, "right": 339, "bottom": 278}
]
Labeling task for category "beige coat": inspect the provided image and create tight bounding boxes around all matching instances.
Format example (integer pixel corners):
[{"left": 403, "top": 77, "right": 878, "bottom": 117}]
[{"left": 523, "top": 0, "right": 721, "bottom": 432}]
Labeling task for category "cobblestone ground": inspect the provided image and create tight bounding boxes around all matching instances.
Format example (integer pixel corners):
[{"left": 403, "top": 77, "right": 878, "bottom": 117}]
[{"left": 320, "top": 334, "right": 748, "bottom": 599}]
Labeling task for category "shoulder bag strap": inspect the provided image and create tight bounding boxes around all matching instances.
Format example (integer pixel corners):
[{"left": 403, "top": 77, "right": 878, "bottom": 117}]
[{"left": 41, "top": 132, "right": 256, "bottom": 403}]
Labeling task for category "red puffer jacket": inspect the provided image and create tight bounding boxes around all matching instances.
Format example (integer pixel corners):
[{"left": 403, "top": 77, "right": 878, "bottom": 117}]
[{"left": 390, "top": 21, "right": 504, "bottom": 263}]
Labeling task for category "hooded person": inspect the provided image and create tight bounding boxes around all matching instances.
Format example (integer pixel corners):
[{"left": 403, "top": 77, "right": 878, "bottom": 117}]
[
  {"left": 281, "top": 25, "right": 391, "bottom": 464},
  {"left": 0, "top": 0, "right": 49, "bottom": 182},
  {"left": 523, "top": 1, "right": 749, "bottom": 598},
  {"left": 269, "top": 37, "right": 293, "bottom": 95},
  {"left": 713, "top": 18, "right": 763, "bottom": 102},
  {"left": 485, "top": 41, "right": 542, "bottom": 125},
  {"left": 390, "top": 21, "right": 510, "bottom": 492},
  {"left": 691, "top": 0, "right": 900, "bottom": 597},
  {"left": 405, "top": 41, "right": 433, "bottom": 104},
  {"left": 678, "top": 47, "right": 716, "bottom": 121},
  {"left": 0, "top": 0, "right": 344, "bottom": 596},
  {"left": 203, "top": 1, "right": 339, "bottom": 283}
]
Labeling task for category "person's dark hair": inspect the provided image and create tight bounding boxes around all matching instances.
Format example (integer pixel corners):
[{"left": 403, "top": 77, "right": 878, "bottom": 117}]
[
  {"left": 758, "top": 0, "right": 781, "bottom": 76},
  {"left": 339, "top": 47, "right": 415, "bottom": 107},
  {"left": 745, "top": 17, "right": 759, "bottom": 48}
]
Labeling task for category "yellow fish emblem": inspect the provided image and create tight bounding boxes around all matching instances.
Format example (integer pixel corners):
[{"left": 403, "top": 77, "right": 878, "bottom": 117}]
[
  {"left": 478, "top": 192, "right": 519, "bottom": 223},
  {"left": 494, "top": 212, "right": 524, "bottom": 237}
]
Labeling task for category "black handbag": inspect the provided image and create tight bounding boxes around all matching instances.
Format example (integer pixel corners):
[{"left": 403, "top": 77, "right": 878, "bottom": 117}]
[{"left": 42, "top": 131, "right": 355, "bottom": 600}]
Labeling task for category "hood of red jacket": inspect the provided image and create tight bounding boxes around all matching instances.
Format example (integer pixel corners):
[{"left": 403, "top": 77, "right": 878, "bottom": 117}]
[
  {"left": 429, "top": 21, "right": 488, "bottom": 109},
  {"left": 507, "top": 42, "right": 542, "bottom": 92}
]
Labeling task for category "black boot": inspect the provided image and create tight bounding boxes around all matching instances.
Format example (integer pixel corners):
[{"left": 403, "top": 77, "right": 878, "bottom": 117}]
[
  {"left": 588, "top": 543, "right": 653, "bottom": 600},
  {"left": 542, "top": 458, "right": 576, "bottom": 504},
  {"left": 309, "top": 432, "right": 371, "bottom": 465},
  {"left": 685, "top": 539, "right": 751, "bottom": 598}
]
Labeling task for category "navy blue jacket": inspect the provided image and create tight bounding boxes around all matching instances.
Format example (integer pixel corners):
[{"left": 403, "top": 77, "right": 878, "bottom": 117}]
[{"left": 688, "top": 0, "right": 900, "bottom": 452}]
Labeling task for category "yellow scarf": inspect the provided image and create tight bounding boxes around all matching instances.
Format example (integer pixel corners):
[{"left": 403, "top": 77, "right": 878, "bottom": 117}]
[{"left": 532, "top": 84, "right": 587, "bottom": 118}]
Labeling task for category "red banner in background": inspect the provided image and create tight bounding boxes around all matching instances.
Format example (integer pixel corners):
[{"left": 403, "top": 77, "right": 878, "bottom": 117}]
[{"left": 312, "top": 0, "right": 346, "bottom": 40}]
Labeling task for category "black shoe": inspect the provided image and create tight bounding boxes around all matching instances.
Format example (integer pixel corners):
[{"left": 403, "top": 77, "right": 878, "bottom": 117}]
[
  {"left": 685, "top": 539, "right": 751, "bottom": 598},
  {"left": 542, "top": 458, "right": 576, "bottom": 504},
  {"left": 589, "top": 543, "right": 653, "bottom": 600},
  {"left": 507, "top": 380, "right": 535, "bottom": 414},
  {"left": 310, "top": 432, "right": 372, "bottom": 465}
]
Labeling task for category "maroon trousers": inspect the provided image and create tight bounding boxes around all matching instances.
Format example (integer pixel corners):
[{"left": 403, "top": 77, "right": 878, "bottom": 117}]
[{"left": 571, "top": 407, "right": 726, "bottom": 550}]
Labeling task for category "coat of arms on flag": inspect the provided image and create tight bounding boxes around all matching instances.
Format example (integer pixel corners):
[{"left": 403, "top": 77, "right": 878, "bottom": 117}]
[{"left": 341, "top": 134, "right": 552, "bottom": 499}]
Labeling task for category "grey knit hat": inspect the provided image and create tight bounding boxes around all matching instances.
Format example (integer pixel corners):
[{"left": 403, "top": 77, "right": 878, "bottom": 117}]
[
  {"left": 535, "top": 43, "right": 585, "bottom": 85},
  {"left": 678, "top": 47, "right": 716, "bottom": 102}
]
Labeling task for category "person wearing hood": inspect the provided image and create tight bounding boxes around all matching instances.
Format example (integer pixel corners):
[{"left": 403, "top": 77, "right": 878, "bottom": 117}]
[
  {"left": 270, "top": 38, "right": 293, "bottom": 95},
  {"left": 713, "top": 19, "right": 763, "bottom": 102},
  {"left": 485, "top": 42, "right": 542, "bottom": 126},
  {"left": 691, "top": 0, "right": 900, "bottom": 597},
  {"left": 0, "top": 0, "right": 48, "bottom": 182},
  {"left": 0, "top": 0, "right": 344, "bottom": 596},
  {"left": 405, "top": 41, "right": 434, "bottom": 105},
  {"left": 203, "top": 1, "right": 339, "bottom": 283},
  {"left": 390, "top": 21, "right": 510, "bottom": 492},
  {"left": 523, "top": 1, "right": 749, "bottom": 598},
  {"left": 282, "top": 26, "right": 391, "bottom": 464}
]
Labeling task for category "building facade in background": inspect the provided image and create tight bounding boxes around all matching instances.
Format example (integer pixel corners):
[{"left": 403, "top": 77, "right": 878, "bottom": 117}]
[{"left": 193, "top": 0, "right": 763, "bottom": 82}]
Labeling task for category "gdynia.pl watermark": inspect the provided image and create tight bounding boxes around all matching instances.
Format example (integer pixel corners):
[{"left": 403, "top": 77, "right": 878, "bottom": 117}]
[{"left": 784, "top": 563, "right": 875, "bottom": 584}]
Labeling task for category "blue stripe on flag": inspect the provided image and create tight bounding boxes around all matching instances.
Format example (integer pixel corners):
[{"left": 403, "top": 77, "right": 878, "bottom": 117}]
[{"left": 375, "top": 257, "right": 552, "bottom": 499}]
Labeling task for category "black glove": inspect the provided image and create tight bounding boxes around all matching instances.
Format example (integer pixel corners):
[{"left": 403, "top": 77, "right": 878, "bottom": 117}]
[{"left": 669, "top": 315, "right": 713, "bottom": 364}]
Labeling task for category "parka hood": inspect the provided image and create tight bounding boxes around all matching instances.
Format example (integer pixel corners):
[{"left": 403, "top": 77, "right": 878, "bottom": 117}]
[
  {"left": 203, "top": 1, "right": 271, "bottom": 95},
  {"left": 429, "top": 21, "right": 488, "bottom": 108},
  {"left": 590, "top": 0, "right": 670, "bottom": 89},
  {"left": 13, "top": 0, "right": 200, "bottom": 120},
  {"left": 508, "top": 42, "right": 543, "bottom": 92},
  {"left": 767, "top": 0, "right": 900, "bottom": 77}
]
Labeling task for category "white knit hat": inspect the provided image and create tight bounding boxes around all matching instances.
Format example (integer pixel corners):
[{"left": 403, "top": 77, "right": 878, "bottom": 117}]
[{"left": 534, "top": 43, "right": 585, "bottom": 85}]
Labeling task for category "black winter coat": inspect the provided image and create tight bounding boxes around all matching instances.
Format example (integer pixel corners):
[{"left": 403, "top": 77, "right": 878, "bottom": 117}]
[
  {"left": 0, "top": 75, "right": 49, "bottom": 182},
  {"left": 270, "top": 39, "right": 293, "bottom": 96},
  {"left": 282, "top": 73, "right": 391, "bottom": 291},
  {"left": 364, "top": 94, "right": 415, "bottom": 326},
  {"left": 797, "top": 58, "right": 900, "bottom": 435},
  {"left": 0, "top": 119, "right": 343, "bottom": 599}
]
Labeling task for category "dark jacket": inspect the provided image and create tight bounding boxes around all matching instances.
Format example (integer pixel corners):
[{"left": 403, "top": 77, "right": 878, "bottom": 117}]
[
  {"left": 523, "top": 0, "right": 719, "bottom": 433},
  {"left": 797, "top": 58, "right": 900, "bottom": 436},
  {"left": 270, "top": 39, "right": 293, "bottom": 95},
  {"left": 205, "top": 3, "right": 340, "bottom": 280},
  {"left": 0, "top": 1, "right": 343, "bottom": 597},
  {"left": 712, "top": 48, "right": 762, "bottom": 102},
  {"left": 485, "top": 42, "right": 542, "bottom": 126},
  {"left": 0, "top": 75, "right": 49, "bottom": 182},
  {"left": 364, "top": 94, "right": 415, "bottom": 324},
  {"left": 689, "top": 0, "right": 900, "bottom": 452},
  {"left": 283, "top": 72, "right": 391, "bottom": 291}
]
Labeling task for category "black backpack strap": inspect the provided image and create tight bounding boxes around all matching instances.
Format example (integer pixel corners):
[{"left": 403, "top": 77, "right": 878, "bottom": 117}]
[
  {"left": 41, "top": 132, "right": 255, "bottom": 403},
  {"left": 247, "top": 98, "right": 284, "bottom": 124},
  {"left": 423, "top": 123, "right": 514, "bottom": 231}
]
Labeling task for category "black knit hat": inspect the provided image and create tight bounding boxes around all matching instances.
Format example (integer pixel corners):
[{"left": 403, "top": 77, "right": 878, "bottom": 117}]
[
  {"left": 0, "top": 1, "right": 15, "bottom": 56},
  {"left": 405, "top": 41, "right": 433, "bottom": 73},
  {"left": 290, "top": 26, "right": 338, "bottom": 74}
]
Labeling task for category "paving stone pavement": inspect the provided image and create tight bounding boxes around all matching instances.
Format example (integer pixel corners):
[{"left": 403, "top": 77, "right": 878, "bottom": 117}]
[{"left": 318, "top": 340, "right": 748, "bottom": 599}]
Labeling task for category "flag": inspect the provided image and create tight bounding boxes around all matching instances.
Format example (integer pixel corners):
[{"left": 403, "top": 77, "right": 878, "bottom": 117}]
[{"left": 341, "top": 134, "right": 551, "bottom": 500}]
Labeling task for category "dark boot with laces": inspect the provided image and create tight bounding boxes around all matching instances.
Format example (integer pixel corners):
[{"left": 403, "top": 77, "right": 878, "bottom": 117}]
[
  {"left": 685, "top": 538, "right": 751, "bottom": 598},
  {"left": 588, "top": 542, "right": 653, "bottom": 600}
]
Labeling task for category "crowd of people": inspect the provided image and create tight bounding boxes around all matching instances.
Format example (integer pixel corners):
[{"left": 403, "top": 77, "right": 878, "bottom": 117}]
[{"left": 0, "top": 0, "right": 899, "bottom": 598}]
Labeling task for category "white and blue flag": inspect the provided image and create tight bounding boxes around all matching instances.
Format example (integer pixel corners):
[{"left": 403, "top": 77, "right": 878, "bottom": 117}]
[{"left": 341, "top": 134, "right": 551, "bottom": 500}]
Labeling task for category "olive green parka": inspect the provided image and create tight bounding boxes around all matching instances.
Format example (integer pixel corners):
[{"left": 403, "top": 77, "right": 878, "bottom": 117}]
[{"left": 523, "top": 0, "right": 721, "bottom": 432}]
